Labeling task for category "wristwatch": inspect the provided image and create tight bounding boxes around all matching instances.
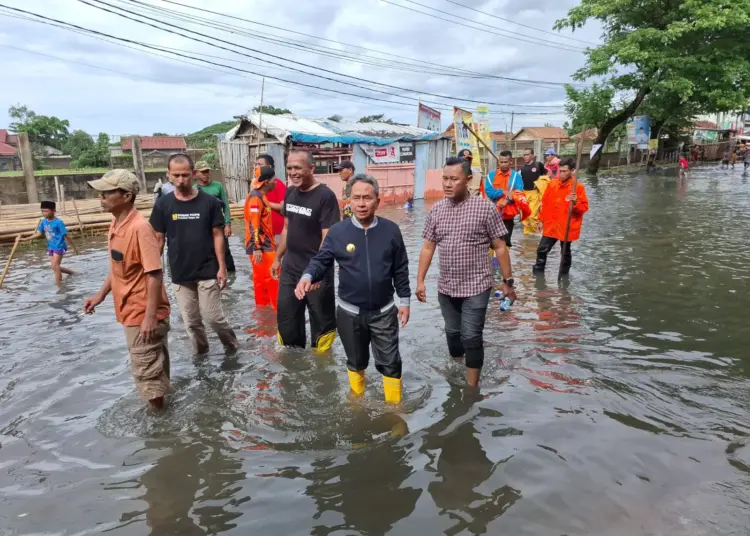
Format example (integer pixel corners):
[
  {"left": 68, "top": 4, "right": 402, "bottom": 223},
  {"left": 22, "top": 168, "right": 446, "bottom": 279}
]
[{"left": 503, "top": 278, "right": 514, "bottom": 287}]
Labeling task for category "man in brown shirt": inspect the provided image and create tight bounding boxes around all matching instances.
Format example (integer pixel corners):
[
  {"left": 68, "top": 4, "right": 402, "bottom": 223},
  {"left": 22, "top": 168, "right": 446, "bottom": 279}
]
[
  {"left": 417, "top": 157, "right": 517, "bottom": 387},
  {"left": 83, "top": 170, "right": 172, "bottom": 409}
]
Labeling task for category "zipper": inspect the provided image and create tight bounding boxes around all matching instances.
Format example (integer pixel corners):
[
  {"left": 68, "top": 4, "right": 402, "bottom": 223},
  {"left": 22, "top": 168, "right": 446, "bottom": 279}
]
[{"left": 365, "top": 228, "right": 372, "bottom": 311}]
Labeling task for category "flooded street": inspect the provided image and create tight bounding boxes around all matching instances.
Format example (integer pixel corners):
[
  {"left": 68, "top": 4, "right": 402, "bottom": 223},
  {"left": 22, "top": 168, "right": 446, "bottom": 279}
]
[{"left": 2, "top": 167, "right": 750, "bottom": 535}]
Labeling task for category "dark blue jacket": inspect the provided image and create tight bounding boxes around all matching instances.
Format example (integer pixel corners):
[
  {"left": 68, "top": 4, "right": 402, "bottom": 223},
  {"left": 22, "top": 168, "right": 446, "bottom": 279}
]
[{"left": 304, "top": 216, "right": 410, "bottom": 313}]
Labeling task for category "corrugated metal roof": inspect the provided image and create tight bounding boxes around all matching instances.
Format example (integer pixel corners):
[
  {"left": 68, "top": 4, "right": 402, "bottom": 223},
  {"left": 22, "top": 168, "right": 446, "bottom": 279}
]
[
  {"left": 229, "top": 113, "right": 447, "bottom": 146},
  {"left": 121, "top": 136, "right": 187, "bottom": 151}
]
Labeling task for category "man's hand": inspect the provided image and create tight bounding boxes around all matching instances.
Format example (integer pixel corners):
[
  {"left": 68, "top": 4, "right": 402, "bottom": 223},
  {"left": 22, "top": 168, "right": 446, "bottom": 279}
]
[
  {"left": 416, "top": 281, "right": 427, "bottom": 303},
  {"left": 224, "top": 224, "right": 232, "bottom": 238},
  {"left": 565, "top": 193, "right": 578, "bottom": 202},
  {"left": 497, "top": 197, "right": 509, "bottom": 208},
  {"left": 138, "top": 315, "right": 158, "bottom": 345},
  {"left": 295, "top": 278, "right": 312, "bottom": 300},
  {"left": 252, "top": 250, "right": 263, "bottom": 265},
  {"left": 83, "top": 294, "right": 104, "bottom": 315},
  {"left": 498, "top": 282, "right": 517, "bottom": 303},
  {"left": 217, "top": 267, "right": 228, "bottom": 289},
  {"left": 398, "top": 306, "right": 410, "bottom": 327},
  {"left": 270, "top": 258, "right": 281, "bottom": 280}
]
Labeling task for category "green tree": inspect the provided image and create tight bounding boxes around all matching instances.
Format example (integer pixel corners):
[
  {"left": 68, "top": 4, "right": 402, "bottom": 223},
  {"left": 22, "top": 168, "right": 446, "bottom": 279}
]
[
  {"left": 69, "top": 132, "right": 110, "bottom": 168},
  {"left": 327, "top": 114, "right": 343, "bottom": 122},
  {"left": 8, "top": 104, "right": 70, "bottom": 149},
  {"left": 253, "top": 104, "right": 291, "bottom": 115},
  {"left": 357, "top": 114, "right": 395, "bottom": 124},
  {"left": 556, "top": 0, "right": 750, "bottom": 174},
  {"left": 152, "top": 132, "right": 169, "bottom": 136}
]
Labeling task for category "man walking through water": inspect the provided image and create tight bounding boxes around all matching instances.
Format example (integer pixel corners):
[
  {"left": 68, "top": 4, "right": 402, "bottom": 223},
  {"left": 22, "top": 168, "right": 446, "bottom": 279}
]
[
  {"left": 194, "top": 160, "right": 236, "bottom": 273},
  {"left": 245, "top": 165, "right": 279, "bottom": 310},
  {"left": 271, "top": 150, "right": 340, "bottom": 352},
  {"left": 417, "top": 157, "right": 517, "bottom": 387},
  {"left": 544, "top": 148, "right": 560, "bottom": 178},
  {"left": 255, "top": 154, "right": 286, "bottom": 245},
  {"left": 533, "top": 158, "right": 589, "bottom": 275},
  {"left": 520, "top": 148, "right": 546, "bottom": 235},
  {"left": 335, "top": 160, "right": 355, "bottom": 218},
  {"left": 484, "top": 150, "right": 524, "bottom": 247},
  {"left": 150, "top": 154, "right": 239, "bottom": 355},
  {"left": 84, "top": 170, "right": 172, "bottom": 409},
  {"left": 295, "top": 174, "right": 411, "bottom": 403}
]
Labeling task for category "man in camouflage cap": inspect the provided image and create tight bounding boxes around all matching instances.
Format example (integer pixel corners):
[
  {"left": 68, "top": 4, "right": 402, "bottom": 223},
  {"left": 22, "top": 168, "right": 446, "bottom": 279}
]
[
  {"left": 84, "top": 169, "right": 173, "bottom": 409},
  {"left": 194, "top": 160, "right": 235, "bottom": 273}
]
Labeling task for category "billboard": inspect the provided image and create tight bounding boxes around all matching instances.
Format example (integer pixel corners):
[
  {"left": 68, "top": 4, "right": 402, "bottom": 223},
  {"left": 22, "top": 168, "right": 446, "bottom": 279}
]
[
  {"left": 364, "top": 142, "right": 400, "bottom": 164},
  {"left": 417, "top": 103, "right": 441, "bottom": 132},
  {"left": 475, "top": 105, "right": 491, "bottom": 146},
  {"left": 627, "top": 115, "right": 650, "bottom": 149},
  {"left": 399, "top": 142, "right": 415, "bottom": 163},
  {"left": 453, "top": 107, "right": 480, "bottom": 158}
]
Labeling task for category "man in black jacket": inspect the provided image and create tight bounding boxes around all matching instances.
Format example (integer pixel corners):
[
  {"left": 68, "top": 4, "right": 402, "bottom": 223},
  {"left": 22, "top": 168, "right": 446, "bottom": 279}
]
[{"left": 295, "top": 174, "right": 411, "bottom": 404}]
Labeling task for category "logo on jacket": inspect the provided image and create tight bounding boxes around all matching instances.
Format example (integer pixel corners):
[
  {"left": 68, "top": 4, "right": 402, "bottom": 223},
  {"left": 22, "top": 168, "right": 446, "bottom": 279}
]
[{"left": 346, "top": 243, "right": 355, "bottom": 253}]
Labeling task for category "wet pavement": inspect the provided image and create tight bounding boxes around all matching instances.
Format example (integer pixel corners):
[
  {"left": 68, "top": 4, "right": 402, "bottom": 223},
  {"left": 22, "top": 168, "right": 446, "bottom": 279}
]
[{"left": 1, "top": 166, "right": 749, "bottom": 535}]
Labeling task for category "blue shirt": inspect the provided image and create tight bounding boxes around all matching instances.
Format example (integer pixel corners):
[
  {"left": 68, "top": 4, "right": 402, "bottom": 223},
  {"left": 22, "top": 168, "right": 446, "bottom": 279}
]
[{"left": 37, "top": 218, "right": 68, "bottom": 251}]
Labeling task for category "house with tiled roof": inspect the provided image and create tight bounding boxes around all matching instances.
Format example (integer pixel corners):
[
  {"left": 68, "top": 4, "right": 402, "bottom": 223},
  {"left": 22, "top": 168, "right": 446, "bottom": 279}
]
[
  {"left": 512, "top": 127, "right": 569, "bottom": 142},
  {"left": 121, "top": 136, "right": 187, "bottom": 153},
  {"left": 0, "top": 129, "right": 20, "bottom": 171}
]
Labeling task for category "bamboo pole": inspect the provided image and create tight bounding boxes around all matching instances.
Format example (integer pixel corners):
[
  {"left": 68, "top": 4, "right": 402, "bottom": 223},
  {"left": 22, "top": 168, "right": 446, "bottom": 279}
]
[
  {"left": 558, "top": 134, "right": 586, "bottom": 280},
  {"left": 0, "top": 235, "right": 21, "bottom": 289},
  {"left": 462, "top": 121, "right": 500, "bottom": 163},
  {"left": 71, "top": 198, "right": 85, "bottom": 238}
]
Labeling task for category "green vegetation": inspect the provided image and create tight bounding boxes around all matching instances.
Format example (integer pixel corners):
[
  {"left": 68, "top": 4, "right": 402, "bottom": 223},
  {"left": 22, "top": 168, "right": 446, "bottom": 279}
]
[
  {"left": 252, "top": 105, "right": 291, "bottom": 115},
  {"left": 358, "top": 114, "right": 395, "bottom": 124}
]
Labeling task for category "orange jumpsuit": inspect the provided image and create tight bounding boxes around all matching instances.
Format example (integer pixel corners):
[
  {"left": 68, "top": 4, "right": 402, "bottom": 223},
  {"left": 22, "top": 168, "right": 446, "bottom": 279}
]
[{"left": 244, "top": 191, "right": 278, "bottom": 310}]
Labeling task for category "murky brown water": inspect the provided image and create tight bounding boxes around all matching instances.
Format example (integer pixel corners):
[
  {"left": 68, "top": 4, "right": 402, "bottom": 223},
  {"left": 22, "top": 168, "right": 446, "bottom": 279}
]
[{"left": 1, "top": 167, "right": 750, "bottom": 535}]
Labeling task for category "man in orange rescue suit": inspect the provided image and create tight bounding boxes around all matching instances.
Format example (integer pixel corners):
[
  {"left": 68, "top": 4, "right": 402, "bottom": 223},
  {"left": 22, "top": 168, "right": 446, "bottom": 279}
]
[
  {"left": 244, "top": 165, "right": 279, "bottom": 309},
  {"left": 533, "top": 157, "right": 589, "bottom": 275}
]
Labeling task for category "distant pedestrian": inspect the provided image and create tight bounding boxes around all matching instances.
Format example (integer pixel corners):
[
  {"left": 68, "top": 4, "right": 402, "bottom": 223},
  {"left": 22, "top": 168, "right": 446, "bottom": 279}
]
[
  {"left": 417, "top": 157, "right": 517, "bottom": 388},
  {"left": 544, "top": 148, "right": 560, "bottom": 178},
  {"left": 745, "top": 149, "right": 750, "bottom": 171},
  {"left": 245, "top": 165, "right": 279, "bottom": 310},
  {"left": 195, "top": 160, "right": 236, "bottom": 273},
  {"left": 271, "top": 150, "right": 340, "bottom": 352},
  {"left": 150, "top": 154, "right": 239, "bottom": 355},
  {"left": 679, "top": 154, "right": 689, "bottom": 178},
  {"left": 335, "top": 160, "right": 355, "bottom": 218},
  {"left": 458, "top": 148, "right": 482, "bottom": 196},
  {"left": 84, "top": 170, "right": 172, "bottom": 409},
  {"left": 295, "top": 174, "right": 411, "bottom": 403},
  {"left": 255, "top": 154, "right": 286, "bottom": 245},
  {"left": 533, "top": 158, "right": 589, "bottom": 275},
  {"left": 20, "top": 200, "right": 78, "bottom": 284},
  {"left": 721, "top": 150, "right": 730, "bottom": 169},
  {"left": 484, "top": 150, "right": 524, "bottom": 247}
]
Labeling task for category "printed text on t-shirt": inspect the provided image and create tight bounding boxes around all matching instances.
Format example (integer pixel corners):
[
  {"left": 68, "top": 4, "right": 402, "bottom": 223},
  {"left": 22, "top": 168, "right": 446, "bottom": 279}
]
[{"left": 286, "top": 204, "right": 312, "bottom": 216}]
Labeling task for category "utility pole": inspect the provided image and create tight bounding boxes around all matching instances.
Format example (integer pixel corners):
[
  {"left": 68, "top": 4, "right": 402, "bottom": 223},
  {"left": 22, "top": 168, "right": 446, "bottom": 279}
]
[
  {"left": 257, "top": 77, "right": 265, "bottom": 148},
  {"left": 131, "top": 136, "right": 146, "bottom": 191},
  {"left": 17, "top": 133, "right": 39, "bottom": 204}
]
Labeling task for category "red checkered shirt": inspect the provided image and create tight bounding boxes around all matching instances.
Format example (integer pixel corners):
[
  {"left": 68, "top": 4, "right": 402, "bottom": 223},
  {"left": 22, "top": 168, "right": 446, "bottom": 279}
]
[{"left": 422, "top": 196, "right": 507, "bottom": 297}]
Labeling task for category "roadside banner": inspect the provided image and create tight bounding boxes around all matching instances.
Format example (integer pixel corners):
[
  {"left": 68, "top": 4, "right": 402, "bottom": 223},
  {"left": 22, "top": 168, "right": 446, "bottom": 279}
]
[
  {"left": 417, "top": 103, "right": 442, "bottom": 132},
  {"left": 590, "top": 143, "right": 603, "bottom": 159},
  {"left": 475, "top": 105, "right": 491, "bottom": 146},
  {"left": 364, "top": 142, "right": 400, "bottom": 164},
  {"left": 627, "top": 115, "right": 650, "bottom": 149},
  {"left": 648, "top": 139, "right": 658, "bottom": 152},
  {"left": 453, "top": 107, "right": 480, "bottom": 157}
]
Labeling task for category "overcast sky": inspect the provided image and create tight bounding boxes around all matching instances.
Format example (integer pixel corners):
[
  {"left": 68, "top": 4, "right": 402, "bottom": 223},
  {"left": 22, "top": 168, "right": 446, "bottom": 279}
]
[{"left": 0, "top": 0, "right": 601, "bottom": 136}]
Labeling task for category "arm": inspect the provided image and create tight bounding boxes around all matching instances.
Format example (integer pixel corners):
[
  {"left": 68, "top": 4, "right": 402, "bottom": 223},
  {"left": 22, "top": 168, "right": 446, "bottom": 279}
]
[
  {"left": 213, "top": 226, "right": 228, "bottom": 289},
  {"left": 393, "top": 230, "right": 411, "bottom": 327},
  {"left": 65, "top": 234, "right": 79, "bottom": 255},
  {"left": 484, "top": 171, "right": 505, "bottom": 201},
  {"left": 149, "top": 199, "right": 166, "bottom": 254},
  {"left": 270, "top": 218, "right": 288, "bottom": 280},
  {"left": 220, "top": 184, "right": 231, "bottom": 225},
  {"left": 267, "top": 199, "right": 283, "bottom": 212},
  {"left": 20, "top": 231, "right": 43, "bottom": 242},
  {"left": 155, "top": 232, "right": 166, "bottom": 255},
  {"left": 303, "top": 232, "right": 337, "bottom": 283},
  {"left": 573, "top": 184, "right": 589, "bottom": 214},
  {"left": 83, "top": 272, "right": 112, "bottom": 314},
  {"left": 415, "top": 240, "right": 436, "bottom": 302}
]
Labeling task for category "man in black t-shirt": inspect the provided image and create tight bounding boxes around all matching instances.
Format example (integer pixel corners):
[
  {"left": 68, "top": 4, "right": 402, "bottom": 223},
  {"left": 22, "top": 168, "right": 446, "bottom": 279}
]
[
  {"left": 271, "top": 150, "right": 340, "bottom": 351},
  {"left": 520, "top": 148, "right": 546, "bottom": 235},
  {"left": 150, "top": 153, "right": 239, "bottom": 355}
]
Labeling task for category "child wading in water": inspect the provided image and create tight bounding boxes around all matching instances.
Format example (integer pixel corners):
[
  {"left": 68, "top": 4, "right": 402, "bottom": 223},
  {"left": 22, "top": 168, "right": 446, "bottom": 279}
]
[{"left": 21, "top": 201, "right": 77, "bottom": 284}]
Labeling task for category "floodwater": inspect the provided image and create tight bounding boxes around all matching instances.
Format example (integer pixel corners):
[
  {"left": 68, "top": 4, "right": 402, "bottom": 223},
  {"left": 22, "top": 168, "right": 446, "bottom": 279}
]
[{"left": 1, "top": 167, "right": 750, "bottom": 535}]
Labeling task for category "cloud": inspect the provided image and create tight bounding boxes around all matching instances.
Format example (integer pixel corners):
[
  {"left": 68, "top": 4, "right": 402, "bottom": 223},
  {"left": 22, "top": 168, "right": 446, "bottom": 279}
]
[{"left": 0, "top": 0, "right": 598, "bottom": 135}]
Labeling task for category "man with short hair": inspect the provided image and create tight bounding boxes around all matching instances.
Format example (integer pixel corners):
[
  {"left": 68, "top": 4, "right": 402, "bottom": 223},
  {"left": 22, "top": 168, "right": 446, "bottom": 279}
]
[
  {"left": 520, "top": 148, "right": 547, "bottom": 235},
  {"left": 84, "top": 169, "right": 172, "bottom": 409},
  {"left": 334, "top": 160, "right": 355, "bottom": 218},
  {"left": 484, "top": 150, "right": 524, "bottom": 247},
  {"left": 256, "top": 154, "right": 286, "bottom": 244},
  {"left": 150, "top": 153, "right": 239, "bottom": 355},
  {"left": 458, "top": 148, "right": 482, "bottom": 195},
  {"left": 195, "top": 160, "right": 236, "bottom": 273},
  {"left": 417, "top": 157, "right": 517, "bottom": 388},
  {"left": 295, "top": 174, "right": 411, "bottom": 403},
  {"left": 533, "top": 157, "right": 589, "bottom": 275},
  {"left": 271, "top": 150, "right": 340, "bottom": 352}
]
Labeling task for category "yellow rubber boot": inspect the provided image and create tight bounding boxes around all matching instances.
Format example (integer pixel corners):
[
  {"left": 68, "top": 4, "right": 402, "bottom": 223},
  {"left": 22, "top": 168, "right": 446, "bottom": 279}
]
[
  {"left": 383, "top": 376, "right": 402, "bottom": 404},
  {"left": 348, "top": 370, "right": 366, "bottom": 396}
]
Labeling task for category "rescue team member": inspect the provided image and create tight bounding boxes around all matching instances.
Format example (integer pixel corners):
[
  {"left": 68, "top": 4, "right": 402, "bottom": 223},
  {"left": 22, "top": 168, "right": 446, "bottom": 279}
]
[
  {"left": 417, "top": 157, "right": 517, "bottom": 388},
  {"left": 255, "top": 154, "right": 286, "bottom": 245},
  {"left": 271, "top": 150, "right": 340, "bottom": 352},
  {"left": 295, "top": 175, "right": 411, "bottom": 403},
  {"left": 195, "top": 160, "right": 236, "bottom": 273},
  {"left": 484, "top": 150, "right": 524, "bottom": 247},
  {"left": 20, "top": 200, "right": 78, "bottom": 284},
  {"left": 245, "top": 165, "right": 278, "bottom": 310},
  {"left": 335, "top": 160, "right": 355, "bottom": 218},
  {"left": 150, "top": 154, "right": 239, "bottom": 354},
  {"left": 533, "top": 158, "right": 589, "bottom": 275},
  {"left": 520, "top": 148, "right": 546, "bottom": 235},
  {"left": 544, "top": 148, "right": 560, "bottom": 178},
  {"left": 83, "top": 170, "right": 171, "bottom": 409},
  {"left": 458, "top": 148, "right": 482, "bottom": 196}
]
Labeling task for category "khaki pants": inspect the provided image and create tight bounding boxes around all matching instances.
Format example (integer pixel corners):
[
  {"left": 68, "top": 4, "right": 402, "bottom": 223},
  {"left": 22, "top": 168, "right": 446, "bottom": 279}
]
[
  {"left": 174, "top": 279, "right": 238, "bottom": 354},
  {"left": 468, "top": 170, "right": 482, "bottom": 196},
  {"left": 124, "top": 318, "right": 171, "bottom": 401}
]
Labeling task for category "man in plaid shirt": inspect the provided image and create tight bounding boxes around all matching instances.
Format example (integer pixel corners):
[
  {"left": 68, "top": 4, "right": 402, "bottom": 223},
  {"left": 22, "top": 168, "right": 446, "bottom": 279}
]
[{"left": 416, "top": 157, "right": 517, "bottom": 387}]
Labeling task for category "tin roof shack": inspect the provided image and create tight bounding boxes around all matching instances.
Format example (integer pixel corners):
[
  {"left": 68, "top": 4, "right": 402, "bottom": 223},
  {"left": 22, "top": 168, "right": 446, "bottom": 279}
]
[{"left": 220, "top": 113, "right": 450, "bottom": 202}]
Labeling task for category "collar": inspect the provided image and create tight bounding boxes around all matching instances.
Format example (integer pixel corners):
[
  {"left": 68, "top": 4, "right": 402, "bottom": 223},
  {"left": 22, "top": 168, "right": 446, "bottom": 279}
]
[
  {"left": 351, "top": 215, "right": 379, "bottom": 229},
  {"left": 110, "top": 207, "right": 138, "bottom": 236}
]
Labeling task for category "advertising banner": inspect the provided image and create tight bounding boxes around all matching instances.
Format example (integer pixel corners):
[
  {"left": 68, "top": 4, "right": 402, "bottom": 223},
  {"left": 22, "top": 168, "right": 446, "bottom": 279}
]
[
  {"left": 475, "top": 105, "right": 491, "bottom": 146},
  {"left": 365, "top": 142, "right": 400, "bottom": 164},
  {"left": 399, "top": 142, "right": 416, "bottom": 163},
  {"left": 627, "top": 115, "right": 650, "bottom": 149},
  {"left": 417, "top": 103, "right": 442, "bottom": 132},
  {"left": 453, "top": 107, "right": 480, "bottom": 158}
]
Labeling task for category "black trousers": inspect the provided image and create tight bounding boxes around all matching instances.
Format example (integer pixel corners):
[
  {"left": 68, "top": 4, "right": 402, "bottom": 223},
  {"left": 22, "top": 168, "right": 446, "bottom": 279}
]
[
  {"left": 437, "top": 289, "right": 491, "bottom": 370},
  {"left": 533, "top": 236, "right": 572, "bottom": 274},
  {"left": 502, "top": 218, "right": 515, "bottom": 248},
  {"left": 337, "top": 305, "right": 402, "bottom": 378},
  {"left": 224, "top": 235, "right": 236, "bottom": 273},
  {"left": 277, "top": 278, "right": 336, "bottom": 350}
]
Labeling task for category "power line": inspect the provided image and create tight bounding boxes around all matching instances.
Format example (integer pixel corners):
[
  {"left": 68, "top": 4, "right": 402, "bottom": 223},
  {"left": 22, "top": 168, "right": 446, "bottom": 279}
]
[
  {"left": 440, "top": 0, "right": 599, "bottom": 47},
  {"left": 78, "top": 0, "right": 565, "bottom": 109},
  {"left": 381, "top": 0, "right": 587, "bottom": 53},
  {"left": 150, "top": 0, "right": 585, "bottom": 88},
  {"left": 0, "top": 5, "right": 563, "bottom": 118}
]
